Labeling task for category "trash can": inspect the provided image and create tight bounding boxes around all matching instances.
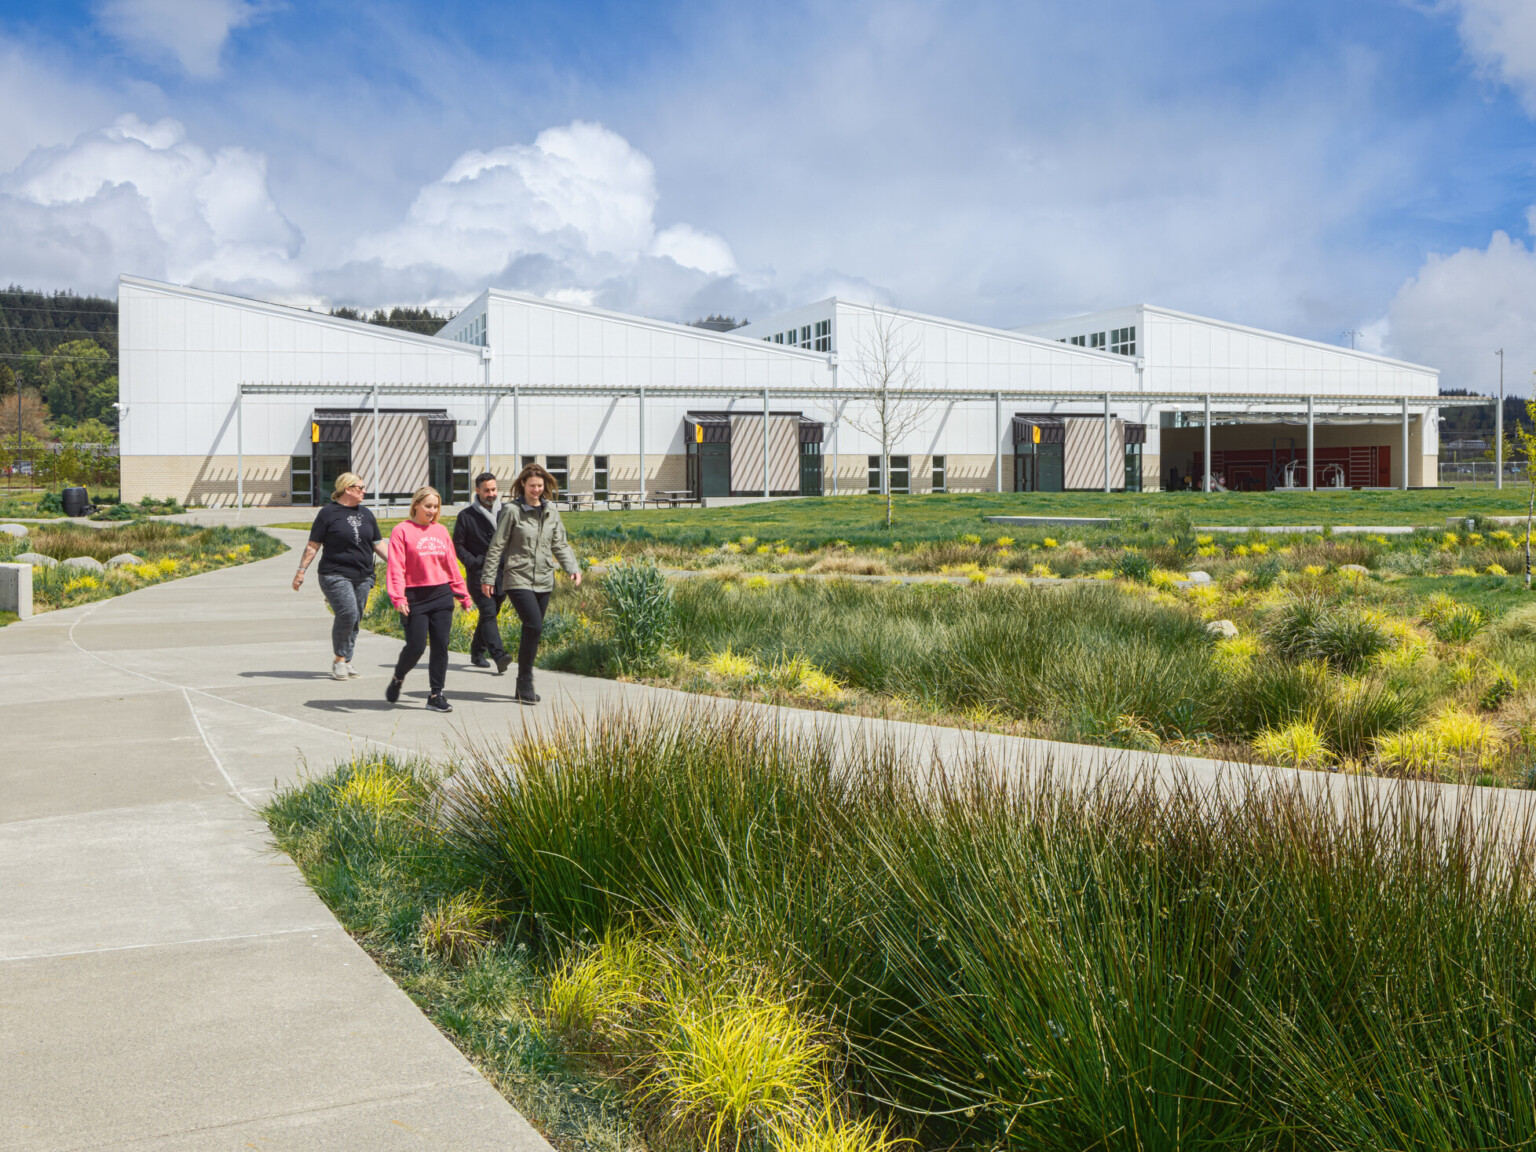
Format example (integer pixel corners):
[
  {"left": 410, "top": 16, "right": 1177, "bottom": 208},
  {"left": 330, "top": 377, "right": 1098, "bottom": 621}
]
[{"left": 61, "top": 487, "right": 91, "bottom": 517}]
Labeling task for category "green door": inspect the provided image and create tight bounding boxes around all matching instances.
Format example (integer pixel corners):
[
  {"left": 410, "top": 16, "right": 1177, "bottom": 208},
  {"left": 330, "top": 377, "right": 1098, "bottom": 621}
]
[
  {"left": 700, "top": 442, "right": 730, "bottom": 498},
  {"left": 799, "top": 442, "right": 823, "bottom": 496},
  {"left": 315, "top": 443, "right": 351, "bottom": 505}
]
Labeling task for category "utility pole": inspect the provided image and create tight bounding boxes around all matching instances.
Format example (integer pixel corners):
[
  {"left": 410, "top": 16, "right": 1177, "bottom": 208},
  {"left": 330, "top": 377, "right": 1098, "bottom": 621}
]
[{"left": 1342, "top": 329, "right": 1362, "bottom": 350}]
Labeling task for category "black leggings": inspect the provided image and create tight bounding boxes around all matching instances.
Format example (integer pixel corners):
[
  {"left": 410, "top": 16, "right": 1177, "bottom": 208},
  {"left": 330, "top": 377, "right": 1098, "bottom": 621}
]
[
  {"left": 507, "top": 589, "right": 551, "bottom": 683},
  {"left": 393, "top": 584, "right": 454, "bottom": 695}
]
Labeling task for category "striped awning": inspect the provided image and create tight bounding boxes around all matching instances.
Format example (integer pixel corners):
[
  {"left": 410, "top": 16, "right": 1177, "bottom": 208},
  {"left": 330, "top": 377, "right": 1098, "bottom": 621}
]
[
  {"left": 1124, "top": 422, "right": 1146, "bottom": 445},
  {"left": 686, "top": 412, "right": 733, "bottom": 443}
]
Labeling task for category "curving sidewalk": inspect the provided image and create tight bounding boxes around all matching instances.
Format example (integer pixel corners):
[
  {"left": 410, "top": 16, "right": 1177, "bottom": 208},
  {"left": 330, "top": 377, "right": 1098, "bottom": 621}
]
[
  {"left": 0, "top": 528, "right": 551, "bottom": 1151},
  {"left": 5, "top": 525, "right": 1532, "bottom": 1149}
]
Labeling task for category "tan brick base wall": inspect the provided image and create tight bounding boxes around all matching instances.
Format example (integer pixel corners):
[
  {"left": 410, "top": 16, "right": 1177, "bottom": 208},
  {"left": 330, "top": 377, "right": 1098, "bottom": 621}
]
[{"left": 123, "top": 455, "right": 295, "bottom": 507}]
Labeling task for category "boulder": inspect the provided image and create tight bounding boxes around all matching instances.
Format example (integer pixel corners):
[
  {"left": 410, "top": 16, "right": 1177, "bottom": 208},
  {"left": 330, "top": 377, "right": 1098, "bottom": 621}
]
[
  {"left": 1340, "top": 564, "right": 1370, "bottom": 575},
  {"left": 16, "top": 552, "right": 56, "bottom": 568},
  {"left": 106, "top": 553, "right": 142, "bottom": 568},
  {"left": 60, "top": 555, "right": 106, "bottom": 574},
  {"left": 0, "top": 523, "right": 27, "bottom": 537},
  {"left": 1184, "top": 570, "right": 1213, "bottom": 585},
  {"left": 1207, "top": 619, "right": 1239, "bottom": 639}
]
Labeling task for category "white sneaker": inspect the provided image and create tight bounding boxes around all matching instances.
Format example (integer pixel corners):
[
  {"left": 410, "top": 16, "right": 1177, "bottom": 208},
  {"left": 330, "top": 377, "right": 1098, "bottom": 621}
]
[
  {"left": 346, "top": 662, "right": 361, "bottom": 678},
  {"left": 330, "top": 660, "right": 349, "bottom": 681}
]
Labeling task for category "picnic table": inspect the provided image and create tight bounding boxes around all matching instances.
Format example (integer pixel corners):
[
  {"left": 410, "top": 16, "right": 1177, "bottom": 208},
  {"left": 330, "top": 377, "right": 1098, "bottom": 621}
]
[
  {"left": 647, "top": 489, "right": 706, "bottom": 508},
  {"left": 554, "top": 492, "right": 595, "bottom": 511},
  {"left": 604, "top": 490, "right": 644, "bottom": 510}
]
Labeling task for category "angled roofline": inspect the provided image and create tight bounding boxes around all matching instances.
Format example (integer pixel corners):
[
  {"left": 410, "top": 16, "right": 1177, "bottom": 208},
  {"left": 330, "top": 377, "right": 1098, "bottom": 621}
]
[
  {"left": 1021, "top": 302, "right": 1438, "bottom": 376},
  {"left": 485, "top": 287, "right": 830, "bottom": 361},
  {"left": 117, "top": 274, "right": 480, "bottom": 355},
  {"left": 829, "top": 297, "right": 1134, "bottom": 367}
]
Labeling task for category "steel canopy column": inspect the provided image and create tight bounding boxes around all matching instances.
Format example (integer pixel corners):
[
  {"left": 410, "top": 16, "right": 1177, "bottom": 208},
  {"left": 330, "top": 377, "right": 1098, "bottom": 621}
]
[
  {"left": 1306, "top": 395, "right": 1314, "bottom": 491},
  {"left": 638, "top": 386, "right": 645, "bottom": 500},
  {"left": 512, "top": 384, "right": 520, "bottom": 472},
  {"left": 1103, "top": 391, "right": 1112, "bottom": 494},
  {"left": 1401, "top": 397, "right": 1410, "bottom": 491},
  {"left": 1203, "top": 394, "right": 1212, "bottom": 493},
  {"left": 235, "top": 386, "right": 244, "bottom": 509},
  {"left": 372, "top": 386, "right": 380, "bottom": 511},
  {"left": 762, "top": 386, "right": 771, "bottom": 499},
  {"left": 994, "top": 391, "right": 1002, "bottom": 494}
]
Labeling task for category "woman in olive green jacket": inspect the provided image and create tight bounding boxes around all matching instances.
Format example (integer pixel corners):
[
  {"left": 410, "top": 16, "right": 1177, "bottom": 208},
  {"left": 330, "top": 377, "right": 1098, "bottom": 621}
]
[{"left": 480, "top": 462, "right": 582, "bottom": 704}]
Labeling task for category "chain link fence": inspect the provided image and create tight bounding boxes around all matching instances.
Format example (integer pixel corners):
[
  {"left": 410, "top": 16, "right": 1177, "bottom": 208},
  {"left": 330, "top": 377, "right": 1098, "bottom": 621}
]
[{"left": 0, "top": 443, "right": 120, "bottom": 491}]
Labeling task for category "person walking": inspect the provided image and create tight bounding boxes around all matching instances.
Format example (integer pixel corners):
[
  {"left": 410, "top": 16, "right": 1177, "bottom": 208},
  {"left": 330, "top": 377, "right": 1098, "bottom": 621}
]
[
  {"left": 384, "top": 486, "right": 472, "bottom": 713},
  {"left": 453, "top": 471, "right": 511, "bottom": 673},
  {"left": 292, "top": 472, "right": 387, "bottom": 680},
  {"left": 480, "top": 462, "right": 582, "bottom": 705}
]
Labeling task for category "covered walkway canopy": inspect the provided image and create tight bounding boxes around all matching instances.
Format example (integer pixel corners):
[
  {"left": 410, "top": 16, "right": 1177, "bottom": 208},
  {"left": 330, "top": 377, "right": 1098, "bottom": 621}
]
[{"left": 235, "top": 381, "right": 1497, "bottom": 506}]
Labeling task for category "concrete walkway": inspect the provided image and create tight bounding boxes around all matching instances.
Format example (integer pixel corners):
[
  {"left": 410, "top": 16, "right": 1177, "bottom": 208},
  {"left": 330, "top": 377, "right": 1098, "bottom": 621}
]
[
  {"left": 7, "top": 525, "right": 1534, "bottom": 1149},
  {"left": 0, "top": 529, "right": 552, "bottom": 1151}
]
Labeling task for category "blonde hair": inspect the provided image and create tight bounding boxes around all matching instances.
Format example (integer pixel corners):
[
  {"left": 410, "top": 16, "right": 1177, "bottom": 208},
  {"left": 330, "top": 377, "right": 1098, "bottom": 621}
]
[
  {"left": 332, "top": 472, "right": 364, "bottom": 499},
  {"left": 408, "top": 486, "right": 442, "bottom": 521}
]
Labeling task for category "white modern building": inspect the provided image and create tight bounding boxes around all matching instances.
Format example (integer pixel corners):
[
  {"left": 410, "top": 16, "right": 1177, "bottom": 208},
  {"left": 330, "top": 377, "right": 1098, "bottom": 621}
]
[{"left": 117, "top": 274, "right": 1459, "bottom": 506}]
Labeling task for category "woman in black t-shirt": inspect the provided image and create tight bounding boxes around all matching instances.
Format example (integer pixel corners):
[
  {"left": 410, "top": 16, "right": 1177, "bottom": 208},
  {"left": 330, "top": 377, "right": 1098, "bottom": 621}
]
[{"left": 293, "top": 472, "right": 388, "bottom": 679}]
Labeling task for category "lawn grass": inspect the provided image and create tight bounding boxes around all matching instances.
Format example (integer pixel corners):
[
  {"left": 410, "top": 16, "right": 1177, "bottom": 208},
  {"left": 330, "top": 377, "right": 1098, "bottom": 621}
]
[
  {"left": 0, "top": 521, "right": 286, "bottom": 613},
  {"left": 266, "top": 708, "right": 1536, "bottom": 1151}
]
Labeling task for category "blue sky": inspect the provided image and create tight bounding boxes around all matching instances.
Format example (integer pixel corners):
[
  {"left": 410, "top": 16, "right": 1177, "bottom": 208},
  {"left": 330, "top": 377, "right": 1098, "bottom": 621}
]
[{"left": 3, "top": 0, "right": 1536, "bottom": 392}]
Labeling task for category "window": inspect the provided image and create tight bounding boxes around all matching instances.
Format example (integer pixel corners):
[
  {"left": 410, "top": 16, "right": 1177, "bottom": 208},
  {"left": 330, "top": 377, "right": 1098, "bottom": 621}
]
[
  {"left": 545, "top": 455, "right": 569, "bottom": 493},
  {"left": 1069, "top": 335, "right": 1086, "bottom": 347},
  {"left": 800, "top": 325, "right": 812, "bottom": 349},
  {"left": 290, "top": 455, "right": 313, "bottom": 506},
  {"left": 773, "top": 333, "right": 784, "bottom": 344},
  {"left": 1089, "top": 331, "right": 1106, "bottom": 349},
  {"left": 451, "top": 456, "right": 471, "bottom": 504},
  {"left": 889, "top": 455, "right": 910, "bottom": 495},
  {"left": 593, "top": 455, "right": 609, "bottom": 499},
  {"left": 1110, "top": 326, "right": 1137, "bottom": 356},
  {"left": 814, "top": 319, "right": 831, "bottom": 352},
  {"left": 931, "top": 455, "right": 946, "bottom": 494},
  {"left": 868, "top": 454, "right": 882, "bottom": 494}
]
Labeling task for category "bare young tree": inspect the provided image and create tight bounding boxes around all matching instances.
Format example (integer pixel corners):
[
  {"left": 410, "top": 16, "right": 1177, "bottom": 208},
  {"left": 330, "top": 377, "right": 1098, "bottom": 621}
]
[{"left": 840, "top": 309, "right": 935, "bottom": 529}]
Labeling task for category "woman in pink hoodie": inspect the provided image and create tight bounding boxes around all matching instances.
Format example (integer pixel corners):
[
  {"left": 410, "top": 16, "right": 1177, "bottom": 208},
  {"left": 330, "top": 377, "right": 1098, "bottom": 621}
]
[{"left": 384, "top": 487, "right": 472, "bottom": 712}]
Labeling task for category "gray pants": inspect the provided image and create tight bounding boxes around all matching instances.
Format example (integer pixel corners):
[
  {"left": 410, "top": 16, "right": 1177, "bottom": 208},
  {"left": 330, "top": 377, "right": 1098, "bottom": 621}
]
[{"left": 319, "top": 572, "right": 374, "bottom": 661}]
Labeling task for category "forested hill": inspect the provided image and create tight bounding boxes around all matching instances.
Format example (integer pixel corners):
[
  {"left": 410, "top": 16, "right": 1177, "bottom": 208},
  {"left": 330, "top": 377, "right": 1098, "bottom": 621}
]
[{"left": 1, "top": 287, "right": 119, "bottom": 363}]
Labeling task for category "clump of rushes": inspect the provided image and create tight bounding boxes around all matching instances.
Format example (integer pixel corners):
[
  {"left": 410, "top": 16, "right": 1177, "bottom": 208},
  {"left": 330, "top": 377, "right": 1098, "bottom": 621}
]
[
  {"left": 603, "top": 557, "right": 675, "bottom": 673},
  {"left": 1423, "top": 597, "right": 1487, "bottom": 645},
  {"left": 426, "top": 706, "right": 1536, "bottom": 1151},
  {"left": 1114, "top": 550, "right": 1152, "bottom": 582},
  {"left": 331, "top": 760, "right": 411, "bottom": 812}
]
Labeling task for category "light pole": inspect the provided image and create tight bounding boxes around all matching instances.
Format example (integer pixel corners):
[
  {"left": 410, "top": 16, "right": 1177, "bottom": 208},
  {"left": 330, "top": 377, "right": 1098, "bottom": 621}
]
[{"left": 1342, "top": 329, "right": 1362, "bottom": 350}]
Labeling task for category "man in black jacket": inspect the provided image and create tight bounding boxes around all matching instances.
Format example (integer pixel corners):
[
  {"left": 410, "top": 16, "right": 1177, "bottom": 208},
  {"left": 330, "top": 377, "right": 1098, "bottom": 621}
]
[{"left": 453, "top": 472, "right": 512, "bottom": 672}]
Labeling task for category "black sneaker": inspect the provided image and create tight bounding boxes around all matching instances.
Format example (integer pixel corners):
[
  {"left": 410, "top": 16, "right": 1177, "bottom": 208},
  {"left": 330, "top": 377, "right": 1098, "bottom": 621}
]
[
  {"left": 427, "top": 693, "right": 453, "bottom": 713},
  {"left": 385, "top": 676, "right": 402, "bottom": 704},
  {"left": 494, "top": 654, "right": 513, "bottom": 675},
  {"left": 516, "top": 682, "right": 540, "bottom": 705},
  {"left": 470, "top": 654, "right": 491, "bottom": 668}
]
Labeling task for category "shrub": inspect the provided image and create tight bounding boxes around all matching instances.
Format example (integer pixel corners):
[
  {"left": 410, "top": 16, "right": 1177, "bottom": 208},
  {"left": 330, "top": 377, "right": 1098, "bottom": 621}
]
[
  {"left": 1115, "top": 550, "right": 1152, "bottom": 582},
  {"left": 603, "top": 558, "right": 674, "bottom": 673},
  {"left": 707, "top": 647, "right": 758, "bottom": 679},
  {"left": 418, "top": 890, "right": 501, "bottom": 967},
  {"left": 1481, "top": 665, "right": 1521, "bottom": 711},
  {"left": 1247, "top": 556, "right": 1283, "bottom": 589},
  {"left": 1427, "top": 601, "right": 1486, "bottom": 645},
  {"left": 1264, "top": 597, "right": 1392, "bottom": 674}
]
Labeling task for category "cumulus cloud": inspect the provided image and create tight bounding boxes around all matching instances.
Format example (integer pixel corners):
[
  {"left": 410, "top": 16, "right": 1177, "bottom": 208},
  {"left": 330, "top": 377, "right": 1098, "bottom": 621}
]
[
  {"left": 0, "top": 114, "right": 765, "bottom": 320},
  {"left": 95, "top": 0, "right": 271, "bottom": 78},
  {"left": 348, "top": 121, "right": 743, "bottom": 308},
  {"left": 1379, "top": 228, "right": 1536, "bottom": 394},
  {"left": 1439, "top": 0, "right": 1536, "bottom": 113},
  {"left": 0, "top": 114, "right": 302, "bottom": 293}
]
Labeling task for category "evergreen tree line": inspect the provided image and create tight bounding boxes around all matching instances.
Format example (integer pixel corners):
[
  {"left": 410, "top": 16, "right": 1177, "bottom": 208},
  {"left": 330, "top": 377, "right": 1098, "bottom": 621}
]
[{"left": 1437, "top": 388, "right": 1535, "bottom": 454}]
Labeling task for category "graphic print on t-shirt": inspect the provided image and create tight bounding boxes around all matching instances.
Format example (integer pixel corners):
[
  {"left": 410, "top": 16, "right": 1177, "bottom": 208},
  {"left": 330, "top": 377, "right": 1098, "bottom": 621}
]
[{"left": 346, "top": 511, "right": 365, "bottom": 545}]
